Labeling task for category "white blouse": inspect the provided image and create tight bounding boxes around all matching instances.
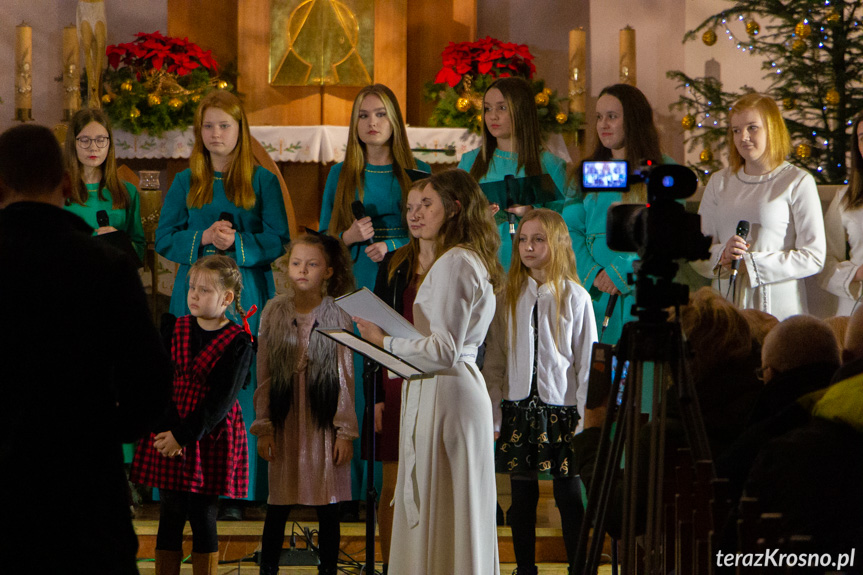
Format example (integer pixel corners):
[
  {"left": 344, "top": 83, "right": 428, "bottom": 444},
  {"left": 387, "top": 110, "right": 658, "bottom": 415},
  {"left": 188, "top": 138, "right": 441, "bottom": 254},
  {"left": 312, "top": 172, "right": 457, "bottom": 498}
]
[
  {"left": 820, "top": 186, "right": 863, "bottom": 315},
  {"left": 692, "top": 162, "right": 826, "bottom": 320},
  {"left": 482, "top": 276, "right": 597, "bottom": 433}
]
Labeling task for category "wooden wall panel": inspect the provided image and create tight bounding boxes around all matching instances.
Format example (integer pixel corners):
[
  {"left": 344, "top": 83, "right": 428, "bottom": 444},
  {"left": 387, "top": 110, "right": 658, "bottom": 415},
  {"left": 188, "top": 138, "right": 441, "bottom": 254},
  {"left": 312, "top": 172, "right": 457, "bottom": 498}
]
[
  {"left": 167, "top": 0, "right": 238, "bottom": 68},
  {"left": 406, "top": 0, "right": 477, "bottom": 126}
]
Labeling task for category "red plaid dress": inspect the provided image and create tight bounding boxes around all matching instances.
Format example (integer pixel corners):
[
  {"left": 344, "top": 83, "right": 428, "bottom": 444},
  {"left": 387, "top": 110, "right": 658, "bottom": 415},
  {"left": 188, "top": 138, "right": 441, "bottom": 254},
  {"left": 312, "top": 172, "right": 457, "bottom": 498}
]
[{"left": 131, "top": 316, "right": 249, "bottom": 497}]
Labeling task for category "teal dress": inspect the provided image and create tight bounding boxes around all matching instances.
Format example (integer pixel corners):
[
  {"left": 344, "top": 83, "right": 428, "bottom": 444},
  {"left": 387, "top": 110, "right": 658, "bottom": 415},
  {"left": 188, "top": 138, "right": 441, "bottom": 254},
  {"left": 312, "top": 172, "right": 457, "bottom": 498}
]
[
  {"left": 319, "top": 159, "right": 431, "bottom": 500},
  {"left": 458, "top": 148, "right": 567, "bottom": 270},
  {"left": 65, "top": 181, "right": 146, "bottom": 261},
  {"left": 156, "top": 166, "right": 290, "bottom": 499}
]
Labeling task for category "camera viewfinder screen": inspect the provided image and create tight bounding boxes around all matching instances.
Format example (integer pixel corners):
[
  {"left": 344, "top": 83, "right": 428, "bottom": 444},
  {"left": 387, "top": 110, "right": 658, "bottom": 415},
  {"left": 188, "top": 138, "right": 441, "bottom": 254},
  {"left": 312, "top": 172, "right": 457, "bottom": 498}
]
[{"left": 582, "top": 160, "right": 628, "bottom": 191}]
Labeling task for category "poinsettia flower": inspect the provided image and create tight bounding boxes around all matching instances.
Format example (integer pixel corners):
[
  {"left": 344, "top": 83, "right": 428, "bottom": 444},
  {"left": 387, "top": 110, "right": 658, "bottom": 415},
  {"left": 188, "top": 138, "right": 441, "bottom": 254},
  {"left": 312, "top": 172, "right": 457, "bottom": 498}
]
[{"left": 434, "top": 67, "right": 463, "bottom": 87}]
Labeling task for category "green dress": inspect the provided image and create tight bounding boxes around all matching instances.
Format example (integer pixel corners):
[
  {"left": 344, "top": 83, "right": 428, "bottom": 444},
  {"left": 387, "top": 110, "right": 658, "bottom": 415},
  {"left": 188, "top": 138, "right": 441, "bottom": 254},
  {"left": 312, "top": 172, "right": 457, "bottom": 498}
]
[
  {"left": 458, "top": 148, "right": 567, "bottom": 270},
  {"left": 319, "top": 159, "right": 431, "bottom": 500},
  {"left": 156, "top": 166, "right": 290, "bottom": 499},
  {"left": 64, "top": 181, "right": 146, "bottom": 261}
]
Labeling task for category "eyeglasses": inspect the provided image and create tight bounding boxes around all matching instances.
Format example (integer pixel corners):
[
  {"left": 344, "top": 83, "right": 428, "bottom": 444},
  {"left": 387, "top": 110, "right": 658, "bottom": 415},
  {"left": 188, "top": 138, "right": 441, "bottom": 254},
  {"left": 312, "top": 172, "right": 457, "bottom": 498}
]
[{"left": 76, "top": 136, "right": 110, "bottom": 149}]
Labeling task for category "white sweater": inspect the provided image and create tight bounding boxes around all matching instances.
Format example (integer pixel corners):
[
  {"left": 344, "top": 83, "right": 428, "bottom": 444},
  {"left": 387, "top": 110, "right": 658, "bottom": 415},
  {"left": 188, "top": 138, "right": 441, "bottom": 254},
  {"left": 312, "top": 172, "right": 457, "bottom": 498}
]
[
  {"left": 819, "top": 186, "right": 863, "bottom": 315},
  {"left": 482, "top": 276, "right": 597, "bottom": 433},
  {"left": 692, "top": 162, "right": 826, "bottom": 320}
]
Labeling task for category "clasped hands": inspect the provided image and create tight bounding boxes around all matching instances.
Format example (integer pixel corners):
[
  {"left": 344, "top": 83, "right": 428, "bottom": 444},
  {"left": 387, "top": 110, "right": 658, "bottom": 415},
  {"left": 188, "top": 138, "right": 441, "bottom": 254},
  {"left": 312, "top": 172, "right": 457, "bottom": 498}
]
[
  {"left": 343, "top": 216, "right": 387, "bottom": 262},
  {"left": 153, "top": 430, "right": 183, "bottom": 458},
  {"left": 202, "top": 219, "right": 236, "bottom": 251}
]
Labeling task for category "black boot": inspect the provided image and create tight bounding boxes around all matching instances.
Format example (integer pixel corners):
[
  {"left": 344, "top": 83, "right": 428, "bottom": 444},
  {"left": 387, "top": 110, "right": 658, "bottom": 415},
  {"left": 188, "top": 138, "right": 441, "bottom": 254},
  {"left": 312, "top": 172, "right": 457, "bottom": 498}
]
[
  {"left": 512, "top": 567, "right": 538, "bottom": 575},
  {"left": 259, "top": 565, "right": 279, "bottom": 575}
]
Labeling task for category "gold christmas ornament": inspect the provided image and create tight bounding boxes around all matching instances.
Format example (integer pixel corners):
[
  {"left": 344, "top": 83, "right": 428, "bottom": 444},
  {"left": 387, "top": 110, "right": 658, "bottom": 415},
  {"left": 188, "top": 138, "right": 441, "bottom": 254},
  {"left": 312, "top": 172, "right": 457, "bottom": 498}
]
[
  {"left": 699, "top": 148, "right": 713, "bottom": 163},
  {"left": 746, "top": 19, "right": 760, "bottom": 36},
  {"left": 702, "top": 28, "right": 718, "bottom": 46},
  {"left": 147, "top": 93, "right": 161, "bottom": 106},
  {"left": 795, "top": 143, "right": 812, "bottom": 159},
  {"left": 555, "top": 112, "right": 568, "bottom": 125},
  {"left": 191, "top": 94, "right": 202, "bottom": 103},
  {"left": 682, "top": 114, "right": 696, "bottom": 130},
  {"left": 827, "top": 9, "right": 841, "bottom": 24},
  {"left": 129, "top": 107, "right": 141, "bottom": 119},
  {"left": 795, "top": 21, "right": 811, "bottom": 38},
  {"left": 825, "top": 88, "right": 840, "bottom": 106},
  {"left": 120, "top": 81, "right": 133, "bottom": 92},
  {"left": 101, "top": 94, "right": 113, "bottom": 105},
  {"left": 216, "top": 80, "right": 229, "bottom": 90},
  {"left": 168, "top": 98, "right": 183, "bottom": 109},
  {"left": 792, "top": 39, "right": 807, "bottom": 55},
  {"left": 456, "top": 97, "right": 470, "bottom": 113},
  {"left": 783, "top": 97, "right": 796, "bottom": 110},
  {"left": 543, "top": 87, "right": 553, "bottom": 97},
  {"left": 475, "top": 114, "right": 483, "bottom": 125},
  {"left": 534, "top": 92, "right": 549, "bottom": 107}
]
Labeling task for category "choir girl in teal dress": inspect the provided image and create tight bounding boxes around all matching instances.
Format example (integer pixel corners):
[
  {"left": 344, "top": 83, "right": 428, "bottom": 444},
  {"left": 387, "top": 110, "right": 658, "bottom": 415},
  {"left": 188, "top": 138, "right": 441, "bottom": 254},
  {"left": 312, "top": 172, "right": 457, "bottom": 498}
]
[
  {"left": 319, "top": 84, "right": 430, "bottom": 500},
  {"left": 63, "top": 108, "right": 145, "bottom": 262},
  {"left": 565, "top": 83, "right": 669, "bottom": 345},
  {"left": 156, "top": 90, "right": 290, "bottom": 500},
  {"left": 457, "top": 76, "right": 567, "bottom": 270}
]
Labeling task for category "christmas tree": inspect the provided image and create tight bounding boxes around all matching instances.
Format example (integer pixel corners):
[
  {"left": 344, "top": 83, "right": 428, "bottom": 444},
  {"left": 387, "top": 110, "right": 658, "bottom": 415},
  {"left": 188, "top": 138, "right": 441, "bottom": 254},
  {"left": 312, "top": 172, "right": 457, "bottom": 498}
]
[{"left": 668, "top": 1, "right": 863, "bottom": 184}]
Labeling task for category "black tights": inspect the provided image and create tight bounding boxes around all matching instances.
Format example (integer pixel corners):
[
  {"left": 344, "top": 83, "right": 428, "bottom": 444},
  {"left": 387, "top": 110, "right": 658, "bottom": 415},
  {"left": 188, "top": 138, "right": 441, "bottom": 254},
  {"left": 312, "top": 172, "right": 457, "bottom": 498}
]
[
  {"left": 156, "top": 489, "right": 220, "bottom": 553},
  {"left": 508, "top": 473, "right": 586, "bottom": 571},
  {"left": 260, "top": 503, "right": 340, "bottom": 570}
]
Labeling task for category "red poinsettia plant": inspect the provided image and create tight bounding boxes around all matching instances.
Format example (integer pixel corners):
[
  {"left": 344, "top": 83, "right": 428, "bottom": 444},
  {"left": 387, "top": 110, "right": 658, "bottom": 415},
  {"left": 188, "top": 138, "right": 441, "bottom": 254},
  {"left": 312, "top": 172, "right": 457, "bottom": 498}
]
[
  {"left": 106, "top": 31, "right": 218, "bottom": 77},
  {"left": 433, "top": 36, "right": 536, "bottom": 88}
]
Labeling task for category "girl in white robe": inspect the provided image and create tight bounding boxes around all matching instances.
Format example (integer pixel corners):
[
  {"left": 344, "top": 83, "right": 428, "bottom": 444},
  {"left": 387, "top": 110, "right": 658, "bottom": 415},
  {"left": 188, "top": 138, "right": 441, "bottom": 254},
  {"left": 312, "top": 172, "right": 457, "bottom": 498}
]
[
  {"left": 356, "top": 169, "right": 504, "bottom": 575},
  {"left": 692, "top": 93, "right": 825, "bottom": 320}
]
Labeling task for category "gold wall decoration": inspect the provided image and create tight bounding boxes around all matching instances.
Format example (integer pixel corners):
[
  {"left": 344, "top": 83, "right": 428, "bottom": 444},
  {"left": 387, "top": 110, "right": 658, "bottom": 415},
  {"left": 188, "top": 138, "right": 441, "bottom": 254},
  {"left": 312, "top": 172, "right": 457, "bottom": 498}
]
[{"left": 270, "top": 0, "right": 374, "bottom": 86}]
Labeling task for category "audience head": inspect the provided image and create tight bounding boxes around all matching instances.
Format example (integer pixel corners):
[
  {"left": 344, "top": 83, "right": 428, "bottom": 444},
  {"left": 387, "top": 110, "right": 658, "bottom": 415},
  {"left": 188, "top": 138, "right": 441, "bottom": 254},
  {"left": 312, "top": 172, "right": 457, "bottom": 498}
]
[
  {"left": 844, "top": 306, "right": 863, "bottom": 363},
  {"left": 679, "top": 287, "right": 752, "bottom": 383},
  {"left": 824, "top": 315, "right": 850, "bottom": 350},
  {"left": 760, "top": 315, "right": 840, "bottom": 383},
  {"left": 423, "top": 169, "right": 503, "bottom": 290},
  {"left": 739, "top": 308, "right": 779, "bottom": 346},
  {"left": 63, "top": 108, "right": 128, "bottom": 208},
  {"left": 727, "top": 93, "right": 790, "bottom": 174},
  {"left": 0, "top": 124, "right": 68, "bottom": 208}
]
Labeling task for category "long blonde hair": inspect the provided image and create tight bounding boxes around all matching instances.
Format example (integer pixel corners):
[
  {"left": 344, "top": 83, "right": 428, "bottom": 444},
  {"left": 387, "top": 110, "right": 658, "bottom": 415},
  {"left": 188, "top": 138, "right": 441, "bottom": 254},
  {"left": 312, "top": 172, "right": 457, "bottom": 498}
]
[
  {"left": 470, "top": 77, "right": 543, "bottom": 181},
  {"left": 328, "top": 84, "right": 417, "bottom": 237},
  {"left": 188, "top": 90, "right": 256, "bottom": 210},
  {"left": 63, "top": 108, "right": 129, "bottom": 209},
  {"left": 506, "top": 209, "right": 579, "bottom": 349},
  {"left": 422, "top": 169, "right": 504, "bottom": 291}
]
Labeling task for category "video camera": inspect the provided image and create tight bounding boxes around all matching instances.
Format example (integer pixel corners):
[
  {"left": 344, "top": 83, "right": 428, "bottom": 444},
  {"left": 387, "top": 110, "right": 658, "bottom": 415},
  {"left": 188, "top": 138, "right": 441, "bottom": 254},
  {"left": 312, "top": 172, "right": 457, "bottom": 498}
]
[{"left": 581, "top": 159, "right": 712, "bottom": 310}]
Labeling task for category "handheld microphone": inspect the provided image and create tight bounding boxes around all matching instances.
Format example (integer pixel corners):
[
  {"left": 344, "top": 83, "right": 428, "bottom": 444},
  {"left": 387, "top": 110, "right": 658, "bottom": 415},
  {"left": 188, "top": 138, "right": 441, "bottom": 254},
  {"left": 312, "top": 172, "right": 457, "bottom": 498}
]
[
  {"left": 504, "top": 174, "right": 517, "bottom": 238},
  {"left": 351, "top": 200, "right": 372, "bottom": 246},
  {"left": 218, "top": 212, "right": 235, "bottom": 226},
  {"left": 600, "top": 293, "right": 619, "bottom": 342},
  {"left": 96, "top": 210, "right": 109, "bottom": 228},
  {"left": 730, "top": 220, "right": 750, "bottom": 279}
]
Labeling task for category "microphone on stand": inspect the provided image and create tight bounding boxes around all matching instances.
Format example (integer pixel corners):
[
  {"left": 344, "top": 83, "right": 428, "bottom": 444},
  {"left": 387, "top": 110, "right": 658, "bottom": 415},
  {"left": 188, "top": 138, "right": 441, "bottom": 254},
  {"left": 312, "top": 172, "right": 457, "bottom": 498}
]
[{"left": 351, "top": 201, "right": 372, "bottom": 246}]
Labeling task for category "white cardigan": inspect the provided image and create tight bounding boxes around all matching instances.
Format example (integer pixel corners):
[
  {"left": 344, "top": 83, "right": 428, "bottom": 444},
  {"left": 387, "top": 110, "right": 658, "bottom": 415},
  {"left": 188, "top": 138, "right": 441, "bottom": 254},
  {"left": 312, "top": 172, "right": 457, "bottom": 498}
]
[
  {"left": 819, "top": 186, "right": 863, "bottom": 315},
  {"left": 482, "top": 276, "right": 597, "bottom": 434},
  {"left": 692, "top": 162, "right": 826, "bottom": 320}
]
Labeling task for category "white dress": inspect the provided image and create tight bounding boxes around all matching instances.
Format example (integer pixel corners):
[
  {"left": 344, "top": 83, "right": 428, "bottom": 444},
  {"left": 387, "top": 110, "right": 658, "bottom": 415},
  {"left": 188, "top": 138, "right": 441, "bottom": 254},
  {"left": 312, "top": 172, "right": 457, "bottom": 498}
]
[
  {"left": 692, "top": 162, "right": 826, "bottom": 320},
  {"left": 819, "top": 186, "right": 863, "bottom": 315},
  {"left": 382, "top": 247, "right": 500, "bottom": 575}
]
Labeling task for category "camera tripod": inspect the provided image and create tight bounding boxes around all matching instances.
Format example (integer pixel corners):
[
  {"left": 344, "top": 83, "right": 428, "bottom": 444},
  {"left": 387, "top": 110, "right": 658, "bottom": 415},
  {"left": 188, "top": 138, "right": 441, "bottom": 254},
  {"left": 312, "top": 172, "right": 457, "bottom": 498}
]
[{"left": 575, "top": 269, "right": 714, "bottom": 575}]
